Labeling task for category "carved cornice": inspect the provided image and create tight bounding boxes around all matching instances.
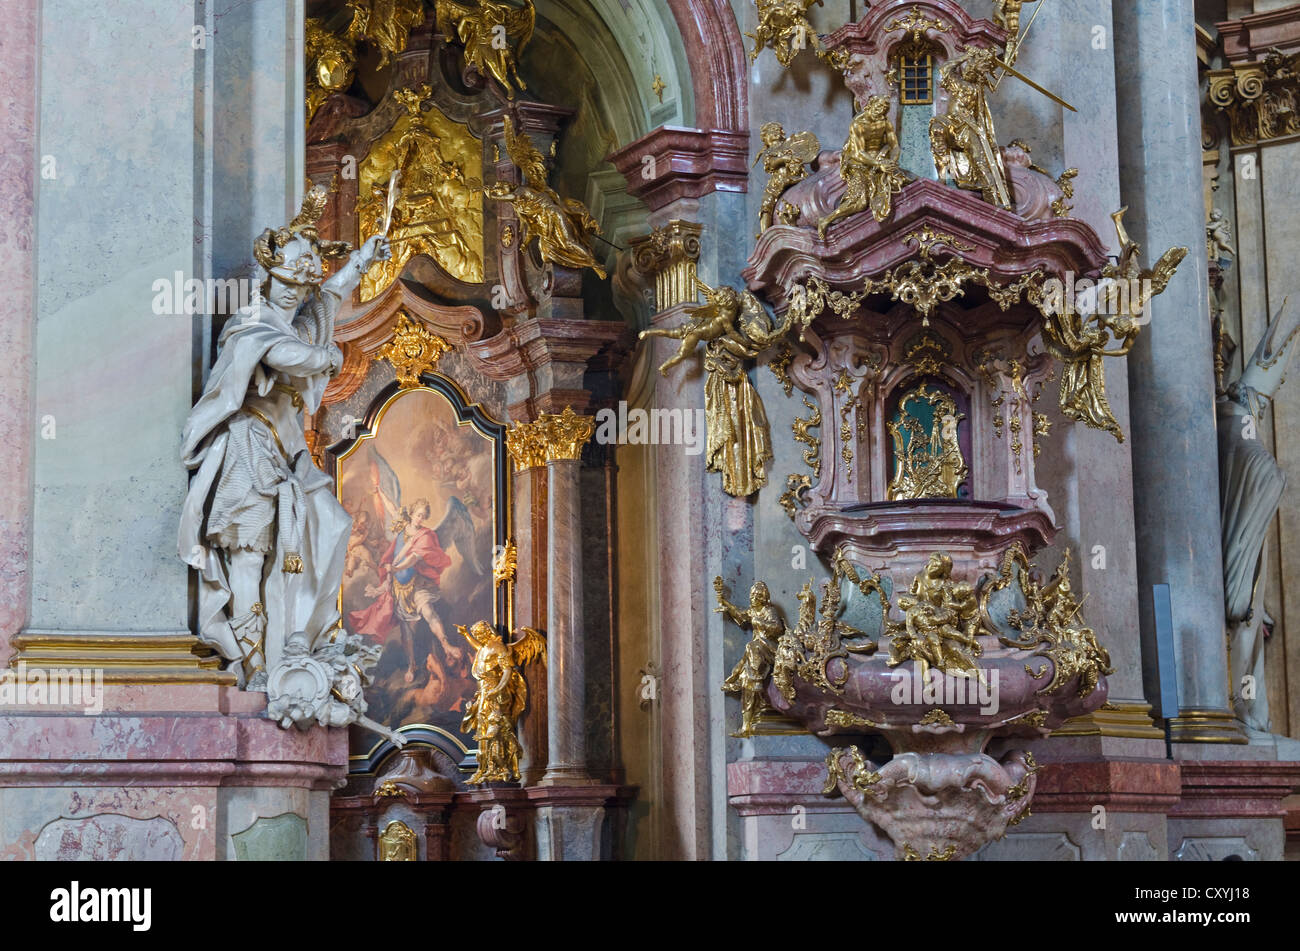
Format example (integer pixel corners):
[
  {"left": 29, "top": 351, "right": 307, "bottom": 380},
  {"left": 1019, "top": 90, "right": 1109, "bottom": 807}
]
[
  {"left": 1206, "top": 47, "right": 1300, "bottom": 146},
  {"left": 607, "top": 126, "right": 749, "bottom": 212},
  {"left": 743, "top": 179, "right": 1109, "bottom": 312},
  {"left": 630, "top": 220, "right": 702, "bottom": 312},
  {"left": 465, "top": 317, "right": 631, "bottom": 386},
  {"left": 1219, "top": 6, "right": 1300, "bottom": 63}
]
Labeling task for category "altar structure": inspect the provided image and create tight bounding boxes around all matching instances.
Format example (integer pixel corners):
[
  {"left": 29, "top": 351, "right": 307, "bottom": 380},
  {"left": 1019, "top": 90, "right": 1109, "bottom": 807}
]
[{"left": 2, "top": 0, "right": 1300, "bottom": 861}]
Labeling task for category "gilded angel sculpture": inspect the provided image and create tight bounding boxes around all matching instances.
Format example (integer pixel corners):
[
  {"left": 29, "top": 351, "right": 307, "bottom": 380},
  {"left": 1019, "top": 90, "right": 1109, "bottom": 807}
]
[
  {"left": 458, "top": 621, "right": 546, "bottom": 783},
  {"left": 818, "top": 95, "right": 908, "bottom": 236},
  {"left": 747, "top": 0, "right": 826, "bottom": 68},
  {"left": 716, "top": 577, "right": 784, "bottom": 736},
  {"left": 481, "top": 116, "right": 606, "bottom": 278},
  {"left": 1037, "top": 207, "right": 1187, "bottom": 441},
  {"left": 346, "top": 0, "right": 425, "bottom": 68},
  {"left": 436, "top": 0, "right": 535, "bottom": 98},
  {"left": 929, "top": 47, "right": 1013, "bottom": 210},
  {"left": 639, "top": 278, "right": 792, "bottom": 496},
  {"left": 753, "top": 122, "right": 819, "bottom": 237}
]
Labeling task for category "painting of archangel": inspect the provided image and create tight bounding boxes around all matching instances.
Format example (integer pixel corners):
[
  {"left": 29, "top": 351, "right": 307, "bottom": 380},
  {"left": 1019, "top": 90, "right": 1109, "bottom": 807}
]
[{"left": 336, "top": 385, "right": 502, "bottom": 753}]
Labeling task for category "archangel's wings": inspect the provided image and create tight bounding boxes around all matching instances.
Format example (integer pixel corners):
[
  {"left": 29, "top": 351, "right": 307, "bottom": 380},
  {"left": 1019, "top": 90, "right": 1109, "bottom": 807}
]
[
  {"left": 503, "top": 116, "right": 550, "bottom": 193},
  {"left": 435, "top": 0, "right": 478, "bottom": 39},
  {"left": 434, "top": 496, "right": 486, "bottom": 574},
  {"left": 507, "top": 626, "right": 546, "bottom": 668},
  {"left": 1144, "top": 246, "right": 1188, "bottom": 297},
  {"left": 783, "top": 130, "right": 821, "bottom": 166},
  {"left": 506, "top": 0, "right": 535, "bottom": 57}
]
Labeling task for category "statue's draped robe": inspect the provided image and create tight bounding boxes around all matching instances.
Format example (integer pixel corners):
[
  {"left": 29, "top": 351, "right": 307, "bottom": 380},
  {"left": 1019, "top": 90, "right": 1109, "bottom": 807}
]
[
  {"left": 1219, "top": 396, "right": 1284, "bottom": 731},
  {"left": 704, "top": 343, "right": 772, "bottom": 497},
  {"left": 178, "top": 294, "right": 350, "bottom": 671}
]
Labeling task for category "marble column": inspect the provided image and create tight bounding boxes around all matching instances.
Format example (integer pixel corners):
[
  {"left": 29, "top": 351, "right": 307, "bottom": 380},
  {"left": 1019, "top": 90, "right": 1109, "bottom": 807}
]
[
  {"left": 505, "top": 425, "right": 549, "bottom": 785},
  {"left": 1114, "top": 0, "right": 1243, "bottom": 744},
  {"left": 538, "top": 408, "right": 597, "bottom": 784}
]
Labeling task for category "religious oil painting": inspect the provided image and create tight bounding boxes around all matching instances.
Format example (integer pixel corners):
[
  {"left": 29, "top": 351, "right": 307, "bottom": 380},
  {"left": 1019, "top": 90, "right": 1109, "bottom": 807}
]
[{"left": 334, "top": 380, "right": 507, "bottom": 759}]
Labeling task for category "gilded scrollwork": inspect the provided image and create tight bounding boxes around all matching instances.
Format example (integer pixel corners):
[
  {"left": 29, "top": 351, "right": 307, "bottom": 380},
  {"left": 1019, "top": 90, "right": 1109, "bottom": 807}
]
[
  {"left": 823, "top": 745, "right": 882, "bottom": 796},
  {"left": 778, "top": 473, "right": 813, "bottom": 519},
  {"left": 306, "top": 18, "right": 358, "bottom": 125},
  {"left": 792, "top": 396, "right": 822, "bottom": 479},
  {"left": 346, "top": 0, "right": 425, "bottom": 67},
  {"left": 980, "top": 545, "right": 1114, "bottom": 700},
  {"left": 375, "top": 313, "right": 453, "bottom": 388}
]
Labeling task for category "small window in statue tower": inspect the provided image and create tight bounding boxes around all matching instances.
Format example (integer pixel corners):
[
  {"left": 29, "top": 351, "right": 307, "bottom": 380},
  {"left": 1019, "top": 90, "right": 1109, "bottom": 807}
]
[
  {"left": 899, "top": 52, "right": 934, "bottom": 105},
  {"left": 887, "top": 382, "right": 969, "bottom": 501}
]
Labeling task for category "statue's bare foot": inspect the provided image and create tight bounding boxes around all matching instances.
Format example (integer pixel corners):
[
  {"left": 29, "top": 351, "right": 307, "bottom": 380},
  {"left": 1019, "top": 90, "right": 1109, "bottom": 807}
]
[{"left": 404, "top": 668, "right": 415, "bottom": 685}]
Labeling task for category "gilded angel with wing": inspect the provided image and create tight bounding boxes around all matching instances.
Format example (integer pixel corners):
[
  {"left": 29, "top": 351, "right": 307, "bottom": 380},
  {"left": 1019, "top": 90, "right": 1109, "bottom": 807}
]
[
  {"left": 1038, "top": 207, "right": 1187, "bottom": 441},
  {"left": 436, "top": 0, "right": 535, "bottom": 98},
  {"left": 640, "top": 278, "right": 793, "bottom": 496},
  {"left": 458, "top": 621, "right": 546, "bottom": 783},
  {"left": 479, "top": 116, "right": 606, "bottom": 278}
]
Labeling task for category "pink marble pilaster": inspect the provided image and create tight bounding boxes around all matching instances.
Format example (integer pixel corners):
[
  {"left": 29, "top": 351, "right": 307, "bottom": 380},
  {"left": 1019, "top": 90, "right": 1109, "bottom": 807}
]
[{"left": 0, "top": 0, "right": 37, "bottom": 661}]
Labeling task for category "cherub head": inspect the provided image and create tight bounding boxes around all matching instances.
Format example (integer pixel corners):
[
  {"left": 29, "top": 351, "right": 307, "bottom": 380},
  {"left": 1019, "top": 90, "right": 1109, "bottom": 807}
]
[{"left": 760, "top": 121, "right": 786, "bottom": 148}]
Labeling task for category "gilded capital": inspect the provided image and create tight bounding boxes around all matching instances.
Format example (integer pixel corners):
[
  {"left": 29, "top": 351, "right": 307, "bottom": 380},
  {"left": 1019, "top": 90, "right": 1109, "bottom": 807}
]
[
  {"left": 535, "top": 406, "right": 596, "bottom": 462},
  {"left": 506, "top": 420, "right": 548, "bottom": 471},
  {"left": 631, "top": 220, "right": 702, "bottom": 312}
]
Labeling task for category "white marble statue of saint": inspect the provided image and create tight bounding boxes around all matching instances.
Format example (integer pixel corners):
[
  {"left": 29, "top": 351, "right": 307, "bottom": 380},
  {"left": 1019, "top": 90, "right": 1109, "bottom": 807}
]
[
  {"left": 1219, "top": 299, "right": 1299, "bottom": 734},
  {"left": 179, "top": 186, "right": 391, "bottom": 720}
]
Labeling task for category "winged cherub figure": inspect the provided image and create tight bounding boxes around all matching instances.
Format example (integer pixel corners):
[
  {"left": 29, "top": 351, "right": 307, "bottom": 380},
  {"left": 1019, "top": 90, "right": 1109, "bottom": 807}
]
[
  {"left": 639, "top": 278, "right": 793, "bottom": 496},
  {"left": 480, "top": 116, "right": 606, "bottom": 278},
  {"left": 457, "top": 621, "right": 546, "bottom": 783},
  {"left": 754, "top": 122, "right": 820, "bottom": 237},
  {"left": 436, "top": 0, "right": 535, "bottom": 98}
]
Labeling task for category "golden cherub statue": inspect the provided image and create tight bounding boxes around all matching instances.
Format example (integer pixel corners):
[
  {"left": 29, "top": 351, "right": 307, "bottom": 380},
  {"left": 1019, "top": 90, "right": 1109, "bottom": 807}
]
[
  {"left": 747, "top": 0, "right": 826, "bottom": 67},
  {"left": 457, "top": 620, "right": 546, "bottom": 784},
  {"left": 754, "top": 122, "right": 819, "bottom": 238},
  {"left": 929, "top": 47, "right": 1013, "bottom": 209},
  {"left": 480, "top": 116, "right": 605, "bottom": 278},
  {"left": 887, "top": 553, "right": 984, "bottom": 681},
  {"left": 818, "top": 95, "right": 908, "bottom": 236},
  {"left": 436, "top": 0, "right": 535, "bottom": 98},
  {"left": 639, "top": 278, "right": 793, "bottom": 496},
  {"left": 716, "top": 577, "right": 785, "bottom": 736}
]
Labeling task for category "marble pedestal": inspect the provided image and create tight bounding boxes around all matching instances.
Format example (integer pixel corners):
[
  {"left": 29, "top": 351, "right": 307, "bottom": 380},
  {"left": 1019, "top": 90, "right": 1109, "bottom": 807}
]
[{"left": 0, "top": 684, "right": 348, "bottom": 860}]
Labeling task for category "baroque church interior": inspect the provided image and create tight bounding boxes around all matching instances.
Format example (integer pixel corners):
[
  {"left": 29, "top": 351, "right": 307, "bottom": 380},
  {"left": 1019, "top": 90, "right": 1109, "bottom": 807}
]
[{"left": 4, "top": 0, "right": 1300, "bottom": 868}]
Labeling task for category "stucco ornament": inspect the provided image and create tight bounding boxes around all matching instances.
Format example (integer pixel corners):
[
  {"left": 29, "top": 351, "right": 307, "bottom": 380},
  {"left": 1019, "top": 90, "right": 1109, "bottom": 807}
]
[{"left": 179, "top": 184, "right": 404, "bottom": 745}]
